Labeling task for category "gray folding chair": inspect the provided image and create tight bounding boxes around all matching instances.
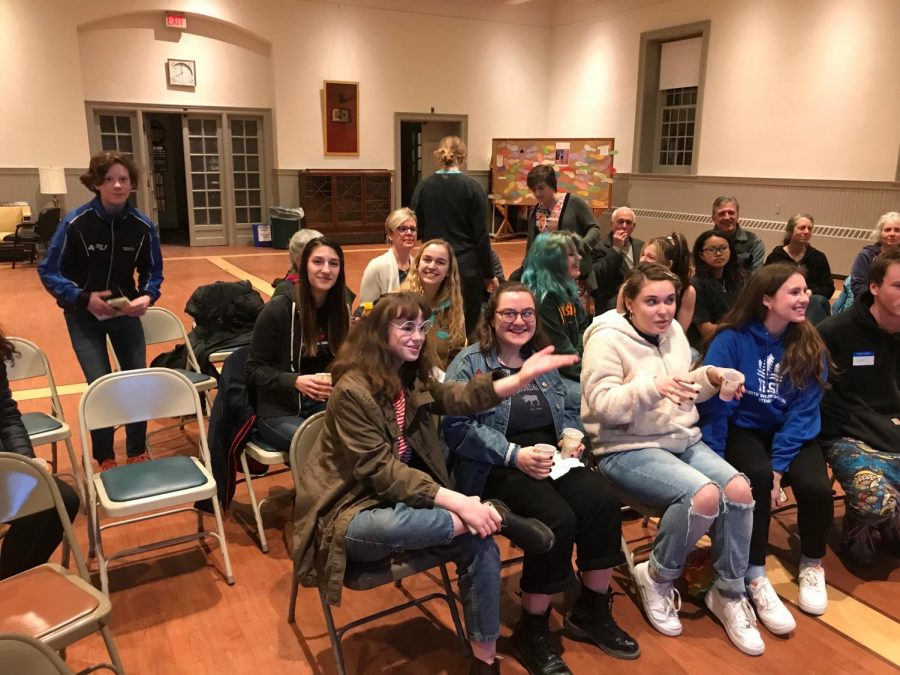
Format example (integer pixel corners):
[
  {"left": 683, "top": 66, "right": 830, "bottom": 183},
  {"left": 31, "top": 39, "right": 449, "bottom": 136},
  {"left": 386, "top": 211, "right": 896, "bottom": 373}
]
[
  {"left": 286, "top": 412, "right": 467, "bottom": 675},
  {"left": 0, "top": 452, "right": 124, "bottom": 674}
]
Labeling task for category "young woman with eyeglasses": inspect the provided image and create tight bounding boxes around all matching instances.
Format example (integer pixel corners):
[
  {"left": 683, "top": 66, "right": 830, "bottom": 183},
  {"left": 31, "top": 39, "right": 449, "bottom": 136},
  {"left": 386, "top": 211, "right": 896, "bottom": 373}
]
[
  {"left": 246, "top": 236, "right": 350, "bottom": 450},
  {"left": 399, "top": 238, "right": 467, "bottom": 367},
  {"left": 583, "top": 263, "right": 763, "bottom": 656},
  {"left": 689, "top": 229, "right": 746, "bottom": 347},
  {"left": 358, "top": 208, "right": 419, "bottom": 304},
  {"left": 292, "top": 291, "right": 576, "bottom": 674},
  {"left": 521, "top": 231, "right": 590, "bottom": 407},
  {"left": 443, "top": 282, "right": 638, "bottom": 674}
]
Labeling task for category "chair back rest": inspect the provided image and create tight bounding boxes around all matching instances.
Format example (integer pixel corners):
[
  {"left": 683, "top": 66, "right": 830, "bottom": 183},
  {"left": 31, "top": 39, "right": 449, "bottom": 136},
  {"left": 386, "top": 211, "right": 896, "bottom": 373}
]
[
  {"left": 0, "top": 452, "right": 92, "bottom": 582},
  {"left": 0, "top": 633, "right": 74, "bottom": 675},
  {"left": 34, "top": 207, "right": 61, "bottom": 240},
  {"left": 79, "top": 368, "right": 201, "bottom": 431},
  {"left": 288, "top": 411, "right": 326, "bottom": 486},
  {"left": 139, "top": 307, "right": 204, "bottom": 373},
  {"left": 5, "top": 337, "right": 49, "bottom": 382}
]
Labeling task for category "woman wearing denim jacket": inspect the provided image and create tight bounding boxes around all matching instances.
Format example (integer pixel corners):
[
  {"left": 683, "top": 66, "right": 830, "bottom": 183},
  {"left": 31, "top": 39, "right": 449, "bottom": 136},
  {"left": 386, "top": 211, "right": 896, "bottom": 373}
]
[{"left": 444, "top": 282, "right": 636, "bottom": 675}]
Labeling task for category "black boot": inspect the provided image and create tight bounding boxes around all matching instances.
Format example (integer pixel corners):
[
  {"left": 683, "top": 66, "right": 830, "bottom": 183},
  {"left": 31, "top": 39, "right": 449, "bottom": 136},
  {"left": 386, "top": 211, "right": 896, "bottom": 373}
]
[
  {"left": 485, "top": 499, "right": 555, "bottom": 554},
  {"left": 877, "top": 511, "right": 900, "bottom": 558},
  {"left": 468, "top": 657, "right": 501, "bottom": 674},
  {"left": 841, "top": 510, "right": 878, "bottom": 565},
  {"left": 563, "top": 585, "right": 640, "bottom": 660},
  {"left": 509, "top": 609, "right": 571, "bottom": 675}
]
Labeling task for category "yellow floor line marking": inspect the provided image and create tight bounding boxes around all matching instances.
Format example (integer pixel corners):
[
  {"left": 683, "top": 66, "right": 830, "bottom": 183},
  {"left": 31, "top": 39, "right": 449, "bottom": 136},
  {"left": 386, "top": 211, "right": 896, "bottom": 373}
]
[
  {"left": 767, "top": 556, "right": 900, "bottom": 666},
  {"left": 206, "top": 256, "right": 275, "bottom": 296},
  {"left": 13, "top": 382, "right": 87, "bottom": 402}
]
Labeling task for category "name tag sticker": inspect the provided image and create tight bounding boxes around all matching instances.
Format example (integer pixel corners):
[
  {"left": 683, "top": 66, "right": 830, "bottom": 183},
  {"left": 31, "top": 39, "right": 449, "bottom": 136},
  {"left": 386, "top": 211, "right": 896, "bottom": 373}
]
[{"left": 852, "top": 352, "right": 875, "bottom": 366}]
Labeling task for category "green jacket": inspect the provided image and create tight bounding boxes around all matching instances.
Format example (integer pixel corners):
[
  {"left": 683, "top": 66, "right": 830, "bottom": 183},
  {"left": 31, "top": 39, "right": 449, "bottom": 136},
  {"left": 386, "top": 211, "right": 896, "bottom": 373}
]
[{"left": 292, "top": 369, "right": 502, "bottom": 605}]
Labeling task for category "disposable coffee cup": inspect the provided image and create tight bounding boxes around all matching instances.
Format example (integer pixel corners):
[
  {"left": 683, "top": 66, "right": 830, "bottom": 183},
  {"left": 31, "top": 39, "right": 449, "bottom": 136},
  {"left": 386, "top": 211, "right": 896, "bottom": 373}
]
[
  {"left": 560, "top": 428, "right": 584, "bottom": 459},
  {"left": 534, "top": 443, "right": 556, "bottom": 459},
  {"left": 677, "top": 382, "right": 702, "bottom": 412},
  {"left": 718, "top": 368, "right": 745, "bottom": 402},
  {"left": 317, "top": 372, "right": 332, "bottom": 385}
]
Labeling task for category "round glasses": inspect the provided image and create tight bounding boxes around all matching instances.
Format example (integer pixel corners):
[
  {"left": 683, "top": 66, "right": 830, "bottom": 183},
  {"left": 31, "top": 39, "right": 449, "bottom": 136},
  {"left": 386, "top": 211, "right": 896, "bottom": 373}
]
[
  {"left": 495, "top": 309, "right": 536, "bottom": 324},
  {"left": 391, "top": 320, "right": 433, "bottom": 335}
]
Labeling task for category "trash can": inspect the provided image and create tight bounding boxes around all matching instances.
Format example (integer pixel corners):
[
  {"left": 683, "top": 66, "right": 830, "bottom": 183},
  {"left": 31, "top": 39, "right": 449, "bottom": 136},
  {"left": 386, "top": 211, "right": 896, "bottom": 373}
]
[{"left": 269, "top": 206, "right": 305, "bottom": 250}]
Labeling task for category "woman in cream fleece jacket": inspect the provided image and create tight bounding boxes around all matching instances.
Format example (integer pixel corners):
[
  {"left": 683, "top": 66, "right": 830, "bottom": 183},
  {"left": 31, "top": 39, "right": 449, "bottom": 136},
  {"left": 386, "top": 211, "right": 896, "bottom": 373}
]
[{"left": 582, "top": 263, "right": 765, "bottom": 657}]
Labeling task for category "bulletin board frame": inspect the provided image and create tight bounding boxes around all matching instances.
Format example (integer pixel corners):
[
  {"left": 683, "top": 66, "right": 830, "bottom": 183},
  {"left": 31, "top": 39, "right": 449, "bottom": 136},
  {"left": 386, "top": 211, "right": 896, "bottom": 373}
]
[
  {"left": 489, "top": 138, "right": 616, "bottom": 209},
  {"left": 322, "top": 80, "right": 360, "bottom": 156}
]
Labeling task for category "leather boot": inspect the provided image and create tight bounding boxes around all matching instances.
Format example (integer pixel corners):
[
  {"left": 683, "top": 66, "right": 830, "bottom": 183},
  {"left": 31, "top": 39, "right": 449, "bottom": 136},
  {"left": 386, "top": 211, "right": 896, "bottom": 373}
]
[
  {"left": 485, "top": 499, "right": 555, "bottom": 554},
  {"left": 563, "top": 585, "right": 640, "bottom": 660},
  {"left": 841, "top": 510, "right": 878, "bottom": 565},
  {"left": 509, "top": 609, "right": 571, "bottom": 675},
  {"left": 877, "top": 510, "right": 900, "bottom": 558}
]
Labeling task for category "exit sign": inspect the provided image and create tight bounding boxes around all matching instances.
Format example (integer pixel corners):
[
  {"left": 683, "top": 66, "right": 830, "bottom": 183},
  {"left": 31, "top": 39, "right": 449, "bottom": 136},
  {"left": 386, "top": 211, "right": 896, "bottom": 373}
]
[{"left": 165, "top": 13, "right": 187, "bottom": 29}]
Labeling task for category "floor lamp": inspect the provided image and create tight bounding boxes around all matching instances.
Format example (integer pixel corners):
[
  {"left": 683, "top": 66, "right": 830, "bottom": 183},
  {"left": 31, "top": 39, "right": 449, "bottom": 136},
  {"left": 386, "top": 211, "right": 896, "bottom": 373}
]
[{"left": 39, "top": 167, "right": 67, "bottom": 209}]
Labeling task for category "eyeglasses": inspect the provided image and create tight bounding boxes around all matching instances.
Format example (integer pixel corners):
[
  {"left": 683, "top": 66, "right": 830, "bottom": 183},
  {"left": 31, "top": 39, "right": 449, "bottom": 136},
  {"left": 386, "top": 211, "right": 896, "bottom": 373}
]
[
  {"left": 394, "top": 225, "right": 417, "bottom": 234},
  {"left": 495, "top": 309, "right": 536, "bottom": 324},
  {"left": 391, "top": 320, "right": 433, "bottom": 335},
  {"left": 702, "top": 245, "right": 729, "bottom": 255}
]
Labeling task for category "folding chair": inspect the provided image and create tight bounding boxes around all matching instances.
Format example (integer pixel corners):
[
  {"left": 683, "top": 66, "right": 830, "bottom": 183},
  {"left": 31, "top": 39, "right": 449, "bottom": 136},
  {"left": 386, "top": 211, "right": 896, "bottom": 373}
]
[
  {"left": 79, "top": 368, "right": 234, "bottom": 594},
  {"left": 5, "top": 337, "right": 84, "bottom": 504},
  {"left": 286, "top": 412, "right": 467, "bottom": 675},
  {"left": 0, "top": 452, "right": 124, "bottom": 674},
  {"left": 238, "top": 434, "right": 292, "bottom": 553},
  {"left": 0, "top": 633, "right": 75, "bottom": 675}
]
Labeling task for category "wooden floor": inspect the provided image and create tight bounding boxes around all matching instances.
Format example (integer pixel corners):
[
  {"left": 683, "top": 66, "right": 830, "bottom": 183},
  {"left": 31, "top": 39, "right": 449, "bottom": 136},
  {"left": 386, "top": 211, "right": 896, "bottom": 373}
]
[{"left": 1, "top": 241, "right": 897, "bottom": 675}]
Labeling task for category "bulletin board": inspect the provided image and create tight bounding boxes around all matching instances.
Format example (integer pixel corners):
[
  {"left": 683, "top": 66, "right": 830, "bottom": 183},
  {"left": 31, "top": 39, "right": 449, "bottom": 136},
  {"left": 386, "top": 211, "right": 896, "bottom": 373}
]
[{"left": 489, "top": 138, "right": 616, "bottom": 208}]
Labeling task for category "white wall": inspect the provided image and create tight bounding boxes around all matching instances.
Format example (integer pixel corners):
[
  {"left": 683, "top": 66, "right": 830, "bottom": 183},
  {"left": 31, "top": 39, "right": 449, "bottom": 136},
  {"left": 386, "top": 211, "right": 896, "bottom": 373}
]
[{"left": 549, "top": 0, "right": 900, "bottom": 181}]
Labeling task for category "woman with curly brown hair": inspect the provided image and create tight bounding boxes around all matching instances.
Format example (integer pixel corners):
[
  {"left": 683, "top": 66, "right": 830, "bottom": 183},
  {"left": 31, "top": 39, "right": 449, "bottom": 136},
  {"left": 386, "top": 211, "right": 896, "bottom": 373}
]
[
  {"left": 698, "top": 263, "right": 835, "bottom": 629},
  {"left": 292, "top": 291, "right": 573, "bottom": 673}
]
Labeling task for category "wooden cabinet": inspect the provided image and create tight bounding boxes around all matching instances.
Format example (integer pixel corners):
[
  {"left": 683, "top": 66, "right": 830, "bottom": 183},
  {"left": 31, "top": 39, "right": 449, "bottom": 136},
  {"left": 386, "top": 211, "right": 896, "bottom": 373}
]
[{"left": 299, "top": 170, "right": 392, "bottom": 243}]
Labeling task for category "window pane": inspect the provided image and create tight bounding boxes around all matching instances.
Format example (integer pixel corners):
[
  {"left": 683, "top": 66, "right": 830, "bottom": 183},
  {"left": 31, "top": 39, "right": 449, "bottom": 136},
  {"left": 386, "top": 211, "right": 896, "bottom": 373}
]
[
  {"left": 232, "top": 120, "right": 244, "bottom": 135},
  {"left": 194, "top": 193, "right": 207, "bottom": 207},
  {"left": 117, "top": 117, "right": 131, "bottom": 133},
  {"left": 233, "top": 138, "right": 245, "bottom": 154},
  {"left": 192, "top": 174, "right": 206, "bottom": 190},
  {"left": 101, "top": 135, "right": 117, "bottom": 151},
  {"left": 194, "top": 209, "right": 208, "bottom": 225},
  {"left": 246, "top": 138, "right": 258, "bottom": 154},
  {"left": 208, "top": 191, "right": 221, "bottom": 207},
  {"left": 190, "top": 157, "right": 204, "bottom": 172},
  {"left": 235, "top": 174, "right": 246, "bottom": 189},
  {"left": 234, "top": 156, "right": 245, "bottom": 171},
  {"left": 99, "top": 116, "right": 115, "bottom": 133},
  {"left": 190, "top": 138, "right": 203, "bottom": 154},
  {"left": 248, "top": 174, "right": 260, "bottom": 189},
  {"left": 235, "top": 191, "right": 247, "bottom": 206},
  {"left": 209, "top": 208, "right": 222, "bottom": 222},
  {"left": 188, "top": 119, "right": 202, "bottom": 134},
  {"left": 247, "top": 156, "right": 259, "bottom": 171},
  {"left": 119, "top": 137, "right": 133, "bottom": 153},
  {"left": 250, "top": 207, "right": 262, "bottom": 222},
  {"left": 203, "top": 119, "right": 216, "bottom": 134},
  {"left": 246, "top": 120, "right": 257, "bottom": 135}
]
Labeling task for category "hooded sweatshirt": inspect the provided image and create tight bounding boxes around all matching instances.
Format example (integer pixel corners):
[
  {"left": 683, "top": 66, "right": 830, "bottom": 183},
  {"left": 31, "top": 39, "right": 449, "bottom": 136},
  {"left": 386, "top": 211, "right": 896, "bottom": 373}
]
[
  {"left": 697, "top": 321, "right": 825, "bottom": 473},
  {"left": 581, "top": 310, "right": 718, "bottom": 455},
  {"left": 818, "top": 291, "right": 900, "bottom": 453}
]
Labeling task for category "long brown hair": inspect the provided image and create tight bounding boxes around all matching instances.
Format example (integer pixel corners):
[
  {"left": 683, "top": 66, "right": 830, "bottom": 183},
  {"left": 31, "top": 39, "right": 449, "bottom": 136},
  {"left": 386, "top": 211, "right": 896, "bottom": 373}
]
[
  {"left": 330, "top": 292, "right": 441, "bottom": 401},
  {"left": 699, "top": 263, "right": 832, "bottom": 389},
  {"left": 294, "top": 237, "right": 350, "bottom": 357},
  {"left": 400, "top": 239, "right": 466, "bottom": 353},
  {"left": 0, "top": 326, "right": 14, "bottom": 364},
  {"left": 474, "top": 282, "right": 550, "bottom": 357}
]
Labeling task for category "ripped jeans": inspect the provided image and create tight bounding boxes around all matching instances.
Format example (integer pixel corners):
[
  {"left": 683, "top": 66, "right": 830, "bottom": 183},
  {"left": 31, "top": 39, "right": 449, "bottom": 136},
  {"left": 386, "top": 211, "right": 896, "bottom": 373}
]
[{"left": 597, "top": 441, "right": 754, "bottom": 596}]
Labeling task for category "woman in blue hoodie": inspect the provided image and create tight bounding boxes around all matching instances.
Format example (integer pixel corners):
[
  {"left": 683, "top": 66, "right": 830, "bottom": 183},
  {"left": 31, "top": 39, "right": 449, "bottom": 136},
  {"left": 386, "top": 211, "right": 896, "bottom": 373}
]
[{"left": 698, "top": 263, "right": 835, "bottom": 630}]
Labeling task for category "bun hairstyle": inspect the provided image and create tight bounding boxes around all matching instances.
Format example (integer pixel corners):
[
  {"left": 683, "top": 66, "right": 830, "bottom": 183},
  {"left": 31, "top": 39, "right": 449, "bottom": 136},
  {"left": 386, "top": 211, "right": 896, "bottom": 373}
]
[
  {"left": 783, "top": 213, "right": 814, "bottom": 246},
  {"left": 434, "top": 136, "right": 467, "bottom": 169},
  {"left": 645, "top": 232, "right": 691, "bottom": 294}
]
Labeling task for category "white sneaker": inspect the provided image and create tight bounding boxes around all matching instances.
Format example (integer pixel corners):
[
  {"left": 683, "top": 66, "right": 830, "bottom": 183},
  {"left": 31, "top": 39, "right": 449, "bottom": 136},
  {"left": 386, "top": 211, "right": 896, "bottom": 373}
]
[
  {"left": 705, "top": 586, "right": 765, "bottom": 656},
  {"left": 634, "top": 561, "right": 682, "bottom": 636},
  {"left": 747, "top": 576, "right": 796, "bottom": 634},
  {"left": 798, "top": 564, "right": 828, "bottom": 615}
]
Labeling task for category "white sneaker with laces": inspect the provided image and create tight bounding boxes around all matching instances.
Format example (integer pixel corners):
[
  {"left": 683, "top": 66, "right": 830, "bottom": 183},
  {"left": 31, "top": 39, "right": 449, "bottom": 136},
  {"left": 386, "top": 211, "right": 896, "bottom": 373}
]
[
  {"left": 747, "top": 576, "right": 796, "bottom": 634},
  {"left": 798, "top": 564, "right": 828, "bottom": 615},
  {"left": 705, "top": 586, "right": 765, "bottom": 656},
  {"left": 634, "top": 561, "right": 682, "bottom": 636}
]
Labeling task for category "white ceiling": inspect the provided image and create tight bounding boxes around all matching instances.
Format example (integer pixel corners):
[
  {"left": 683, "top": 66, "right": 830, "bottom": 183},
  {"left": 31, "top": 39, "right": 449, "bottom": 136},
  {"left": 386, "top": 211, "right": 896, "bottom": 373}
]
[{"left": 297, "top": 0, "right": 672, "bottom": 28}]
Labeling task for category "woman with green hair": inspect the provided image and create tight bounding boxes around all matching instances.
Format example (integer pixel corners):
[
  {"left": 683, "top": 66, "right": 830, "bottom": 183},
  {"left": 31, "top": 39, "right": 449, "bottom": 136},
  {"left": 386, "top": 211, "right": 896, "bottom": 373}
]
[{"left": 521, "top": 231, "right": 589, "bottom": 407}]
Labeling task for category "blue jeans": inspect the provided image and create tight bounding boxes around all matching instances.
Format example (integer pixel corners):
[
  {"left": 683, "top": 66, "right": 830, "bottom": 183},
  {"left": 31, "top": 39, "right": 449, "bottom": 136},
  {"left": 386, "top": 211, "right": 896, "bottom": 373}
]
[
  {"left": 64, "top": 310, "right": 147, "bottom": 463},
  {"left": 257, "top": 399, "right": 326, "bottom": 450},
  {"left": 345, "top": 503, "right": 501, "bottom": 642},
  {"left": 597, "top": 441, "right": 754, "bottom": 595},
  {"left": 562, "top": 376, "right": 580, "bottom": 412}
]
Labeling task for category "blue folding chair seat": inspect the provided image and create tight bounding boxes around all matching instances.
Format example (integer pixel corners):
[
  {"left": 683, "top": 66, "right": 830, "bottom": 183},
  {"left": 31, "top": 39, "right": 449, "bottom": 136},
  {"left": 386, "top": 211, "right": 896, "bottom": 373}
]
[{"left": 99, "top": 456, "right": 209, "bottom": 502}]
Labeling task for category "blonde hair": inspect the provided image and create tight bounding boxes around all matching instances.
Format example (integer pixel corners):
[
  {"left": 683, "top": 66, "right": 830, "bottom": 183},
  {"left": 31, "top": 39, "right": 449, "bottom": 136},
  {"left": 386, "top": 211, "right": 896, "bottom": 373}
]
[
  {"left": 400, "top": 239, "right": 466, "bottom": 352},
  {"left": 385, "top": 207, "right": 416, "bottom": 236},
  {"left": 434, "top": 136, "right": 466, "bottom": 169}
]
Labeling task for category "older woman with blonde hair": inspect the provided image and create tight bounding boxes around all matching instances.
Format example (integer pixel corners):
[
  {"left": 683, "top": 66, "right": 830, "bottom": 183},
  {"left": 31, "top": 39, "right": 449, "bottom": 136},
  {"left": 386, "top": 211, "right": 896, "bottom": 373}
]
[
  {"left": 358, "top": 207, "right": 418, "bottom": 304},
  {"left": 849, "top": 211, "right": 900, "bottom": 299},
  {"left": 400, "top": 238, "right": 466, "bottom": 367},
  {"left": 411, "top": 136, "right": 497, "bottom": 334}
]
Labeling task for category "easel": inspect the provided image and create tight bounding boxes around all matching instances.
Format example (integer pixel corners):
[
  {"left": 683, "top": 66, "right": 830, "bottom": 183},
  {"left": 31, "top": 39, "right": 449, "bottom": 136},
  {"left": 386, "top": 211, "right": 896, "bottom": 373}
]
[{"left": 490, "top": 199, "right": 518, "bottom": 239}]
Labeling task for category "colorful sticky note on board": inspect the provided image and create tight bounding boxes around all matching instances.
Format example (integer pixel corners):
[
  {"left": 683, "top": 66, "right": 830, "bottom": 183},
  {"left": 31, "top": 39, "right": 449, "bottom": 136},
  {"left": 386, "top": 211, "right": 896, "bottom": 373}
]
[
  {"left": 563, "top": 170, "right": 575, "bottom": 178},
  {"left": 598, "top": 145, "right": 610, "bottom": 155},
  {"left": 585, "top": 144, "right": 595, "bottom": 151},
  {"left": 504, "top": 182, "right": 517, "bottom": 193},
  {"left": 576, "top": 190, "right": 589, "bottom": 197},
  {"left": 609, "top": 149, "right": 619, "bottom": 155}
]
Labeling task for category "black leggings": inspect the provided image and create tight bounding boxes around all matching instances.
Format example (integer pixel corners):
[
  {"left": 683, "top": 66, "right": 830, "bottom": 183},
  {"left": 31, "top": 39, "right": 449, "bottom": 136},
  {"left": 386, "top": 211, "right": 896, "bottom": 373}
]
[
  {"left": 725, "top": 426, "right": 833, "bottom": 566},
  {"left": 460, "top": 275, "right": 488, "bottom": 337},
  {"left": 483, "top": 466, "right": 624, "bottom": 594},
  {"left": 1, "top": 476, "right": 80, "bottom": 579}
]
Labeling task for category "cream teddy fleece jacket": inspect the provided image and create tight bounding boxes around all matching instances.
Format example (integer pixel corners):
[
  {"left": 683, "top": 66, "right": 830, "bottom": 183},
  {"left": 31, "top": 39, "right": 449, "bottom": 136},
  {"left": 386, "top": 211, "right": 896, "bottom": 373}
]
[{"left": 581, "top": 310, "right": 718, "bottom": 456}]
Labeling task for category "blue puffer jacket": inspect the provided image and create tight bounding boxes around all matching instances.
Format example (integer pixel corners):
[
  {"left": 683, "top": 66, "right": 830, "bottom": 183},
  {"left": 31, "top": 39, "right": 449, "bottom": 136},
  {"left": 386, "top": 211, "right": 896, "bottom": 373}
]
[{"left": 442, "top": 343, "right": 583, "bottom": 497}]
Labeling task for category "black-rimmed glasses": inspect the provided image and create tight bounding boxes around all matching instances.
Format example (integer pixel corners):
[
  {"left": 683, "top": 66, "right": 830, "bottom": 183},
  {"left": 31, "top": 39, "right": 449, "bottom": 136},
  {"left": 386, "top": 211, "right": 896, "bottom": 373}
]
[
  {"left": 495, "top": 309, "right": 536, "bottom": 324},
  {"left": 702, "top": 245, "right": 728, "bottom": 255}
]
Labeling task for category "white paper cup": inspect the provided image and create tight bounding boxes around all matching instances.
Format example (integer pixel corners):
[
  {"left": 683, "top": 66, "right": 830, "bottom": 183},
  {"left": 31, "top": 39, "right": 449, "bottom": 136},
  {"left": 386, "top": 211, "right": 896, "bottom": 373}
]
[
  {"left": 676, "top": 382, "right": 702, "bottom": 412},
  {"left": 534, "top": 443, "right": 556, "bottom": 459},
  {"left": 560, "top": 428, "right": 584, "bottom": 459},
  {"left": 317, "top": 372, "right": 332, "bottom": 385},
  {"left": 718, "top": 368, "right": 745, "bottom": 401}
]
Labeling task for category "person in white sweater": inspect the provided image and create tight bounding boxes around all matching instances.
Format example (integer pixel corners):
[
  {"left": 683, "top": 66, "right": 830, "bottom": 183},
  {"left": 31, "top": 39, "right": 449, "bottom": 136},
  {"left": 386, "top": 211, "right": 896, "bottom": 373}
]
[
  {"left": 581, "top": 263, "right": 764, "bottom": 656},
  {"left": 358, "top": 208, "right": 418, "bottom": 305}
]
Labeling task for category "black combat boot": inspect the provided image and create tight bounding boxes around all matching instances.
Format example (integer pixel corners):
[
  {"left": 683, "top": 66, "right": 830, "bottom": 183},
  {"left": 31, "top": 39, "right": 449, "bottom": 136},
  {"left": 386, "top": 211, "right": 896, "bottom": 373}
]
[
  {"left": 509, "top": 609, "right": 571, "bottom": 675},
  {"left": 563, "top": 585, "right": 640, "bottom": 660}
]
